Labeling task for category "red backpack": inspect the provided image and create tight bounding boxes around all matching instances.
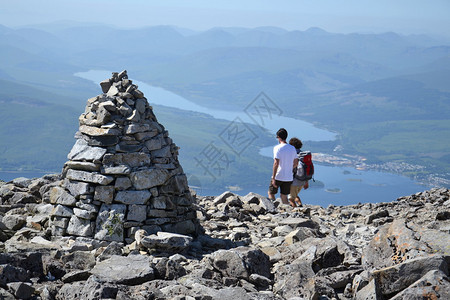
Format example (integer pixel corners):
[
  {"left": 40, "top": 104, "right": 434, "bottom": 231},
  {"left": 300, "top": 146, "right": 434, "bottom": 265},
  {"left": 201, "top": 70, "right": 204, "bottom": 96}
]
[{"left": 295, "top": 151, "right": 314, "bottom": 181}]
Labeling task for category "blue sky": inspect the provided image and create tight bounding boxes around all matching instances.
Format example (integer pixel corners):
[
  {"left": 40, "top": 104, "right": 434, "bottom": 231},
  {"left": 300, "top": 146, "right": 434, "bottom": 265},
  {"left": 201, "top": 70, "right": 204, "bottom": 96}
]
[{"left": 1, "top": 0, "right": 449, "bottom": 37}]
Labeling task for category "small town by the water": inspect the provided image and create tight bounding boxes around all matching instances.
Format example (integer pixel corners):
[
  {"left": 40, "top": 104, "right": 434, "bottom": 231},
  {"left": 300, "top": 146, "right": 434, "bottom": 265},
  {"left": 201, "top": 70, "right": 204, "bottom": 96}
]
[{"left": 314, "top": 151, "right": 450, "bottom": 188}]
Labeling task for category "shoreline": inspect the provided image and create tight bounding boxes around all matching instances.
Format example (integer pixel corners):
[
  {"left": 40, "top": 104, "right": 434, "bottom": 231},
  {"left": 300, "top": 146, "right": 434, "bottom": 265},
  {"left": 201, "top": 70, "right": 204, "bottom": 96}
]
[{"left": 314, "top": 152, "right": 449, "bottom": 188}]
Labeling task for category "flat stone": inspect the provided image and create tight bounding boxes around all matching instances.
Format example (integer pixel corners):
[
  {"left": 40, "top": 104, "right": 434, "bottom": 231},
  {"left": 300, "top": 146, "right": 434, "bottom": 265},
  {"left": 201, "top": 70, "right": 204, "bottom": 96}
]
[
  {"left": 124, "top": 123, "right": 150, "bottom": 134},
  {"left": 68, "top": 139, "right": 107, "bottom": 161},
  {"left": 66, "top": 170, "right": 114, "bottom": 185},
  {"left": 153, "top": 163, "right": 176, "bottom": 169},
  {"left": 12, "top": 177, "right": 31, "bottom": 188},
  {"left": 87, "top": 135, "right": 119, "bottom": 147},
  {"left": 50, "top": 186, "right": 77, "bottom": 206},
  {"left": 56, "top": 276, "right": 118, "bottom": 299},
  {"left": 151, "top": 196, "right": 168, "bottom": 209},
  {"left": 51, "top": 205, "right": 74, "bottom": 218},
  {"left": 61, "top": 270, "right": 91, "bottom": 283},
  {"left": 159, "top": 175, "right": 189, "bottom": 195},
  {"left": 75, "top": 202, "right": 98, "bottom": 214},
  {"left": 278, "top": 217, "right": 319, "bottom": 229},
  {"left": 94, "top": 185, "right": 114, "bottom": 204},
  {"left": 372, "top": 255, "right": 448, "bottom": 296},
  {"left": 365, "top": 209, "right": 389, "bottom": 224},
  {"left": 135, "top": 98, "right": 147, "bottom": 113},
  {"left": 63, "top": 179, "right": 92, "bottom": 197},
  {"left": 130, "top": 169, "right": 170, "bottom": 190},
  {"left": 115, "top": 190, "right": 151, "bottom": 205},
  {"left": 151, "top": 146, "right": 171, "bottom": 158},
  {"left": 103, "top": 153, "right": 151, "bottom": 168},
  {"left": 134, "top": 130, "right": 158, "bottom": 141},
  {"left": 64, "top": 161, "right": 101, "bottom": 172},
  {"left": 74, "top": 208, "right": 96, "bottom": 220},
  {"left": 66, "top": 215, "right": 94, "bottom": 237},
  {"left": 114, "top": 177, "right": 132, "bottom": 191},
  {"left": 115, "top": 142, "right": 142, "bottom": 153},
  {"left": 145, "top": 137, "right": 163, "bottom": 151},
  {"left": 79, "top": 125, "right": 121, "bottom": 137},
  {"left": 91, "top": 255, "right": 154, "bottom": 285},
  {"left": 140, "top": 232, "right": 193, "bottom": 252},
  {"left": 213, "top": 191, "right": 237, "bottom": 205},
  {"left": 147, "top": 209, "right": 176, "bottom": 218},
  {"left": 173, "top": 196, "right": 192, "bottom": 207},
  {"left": 102, "top": 165, "right": 131, "bottom": 175},
  {"left": 127, "top": 204, "right": 147, "bottom": 222},
  {"left": 2, "top": 214, "right": 26, "bottom": 230}
]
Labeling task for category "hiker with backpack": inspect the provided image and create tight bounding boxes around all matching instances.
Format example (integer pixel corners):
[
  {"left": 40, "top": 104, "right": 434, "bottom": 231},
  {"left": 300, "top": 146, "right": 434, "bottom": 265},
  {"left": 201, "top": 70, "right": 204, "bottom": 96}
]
[
  {"left": 289, "top": 137, "right": 314, "bottom": 207},
  {"left": 268, "top": 128, "right": 298, "bottom": 205}
]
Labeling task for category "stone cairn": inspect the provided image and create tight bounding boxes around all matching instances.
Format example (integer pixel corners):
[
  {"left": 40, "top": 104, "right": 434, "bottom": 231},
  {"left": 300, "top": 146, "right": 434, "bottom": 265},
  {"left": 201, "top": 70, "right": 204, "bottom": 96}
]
[{"left": 49, "top": 70, "right": 198, "bottom": 243}]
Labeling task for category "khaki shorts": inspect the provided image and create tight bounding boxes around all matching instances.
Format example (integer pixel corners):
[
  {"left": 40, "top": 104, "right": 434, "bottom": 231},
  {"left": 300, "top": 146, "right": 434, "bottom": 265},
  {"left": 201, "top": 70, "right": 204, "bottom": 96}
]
[
  {"left": 269, "top": 180, "right": 292, "bottom": 195},
  {"left": 289, "top": 185, "right": 304, "bottom": 200}
]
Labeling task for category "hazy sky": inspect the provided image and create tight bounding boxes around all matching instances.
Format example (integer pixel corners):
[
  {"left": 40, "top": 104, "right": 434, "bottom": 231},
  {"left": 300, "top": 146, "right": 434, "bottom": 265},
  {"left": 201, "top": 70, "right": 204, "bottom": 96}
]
[{"left": 1, "top": 0, "right": 449, "bottom": 37}]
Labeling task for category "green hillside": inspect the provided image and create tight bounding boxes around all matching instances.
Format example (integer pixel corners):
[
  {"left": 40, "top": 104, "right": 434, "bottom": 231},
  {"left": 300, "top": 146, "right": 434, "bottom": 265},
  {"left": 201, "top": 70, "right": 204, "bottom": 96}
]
[
  {"left": 0, "top": 97, "right": 78, "bottom": 172},
  {"left": 341, "top": 120, "right": 450, "bottom": 167}
]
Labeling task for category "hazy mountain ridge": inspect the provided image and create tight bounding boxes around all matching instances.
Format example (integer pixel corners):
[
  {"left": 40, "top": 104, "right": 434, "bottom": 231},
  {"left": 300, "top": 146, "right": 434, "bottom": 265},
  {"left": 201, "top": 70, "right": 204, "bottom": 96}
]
[
  {"left": 2, "top": 23, "right": 448, "bottom": 88},
  {"left": 3, "top": 23, "right": 447, "bottom": 74}
]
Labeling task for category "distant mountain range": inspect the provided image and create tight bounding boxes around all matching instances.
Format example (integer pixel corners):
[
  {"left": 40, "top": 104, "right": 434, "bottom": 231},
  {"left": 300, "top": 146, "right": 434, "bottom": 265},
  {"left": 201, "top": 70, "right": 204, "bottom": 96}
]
[{"left": 0, "top": 23, "right": 449, "bottom": 188}]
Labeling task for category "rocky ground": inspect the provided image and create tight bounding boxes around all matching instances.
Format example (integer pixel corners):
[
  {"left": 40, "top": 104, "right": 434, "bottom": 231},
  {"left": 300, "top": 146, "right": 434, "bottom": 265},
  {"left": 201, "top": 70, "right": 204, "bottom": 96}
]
[{"left": 0, "top": 175, "right": 449, "bottom": 299}]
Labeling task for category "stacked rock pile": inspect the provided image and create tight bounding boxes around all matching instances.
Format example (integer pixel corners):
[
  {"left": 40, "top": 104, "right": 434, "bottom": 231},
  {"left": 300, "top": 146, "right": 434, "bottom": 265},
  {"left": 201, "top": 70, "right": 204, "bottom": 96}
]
[{"left": 49, "top": 70, "right": 198, "bottom": 243}]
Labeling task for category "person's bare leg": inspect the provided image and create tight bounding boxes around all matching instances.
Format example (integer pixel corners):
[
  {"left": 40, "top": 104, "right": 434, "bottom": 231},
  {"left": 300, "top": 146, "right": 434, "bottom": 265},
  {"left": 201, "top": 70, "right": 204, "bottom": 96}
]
[
  {"left": 295, "top": 196, "right": 302, "bottom": 206},
  {"left": 280, "top": 194, "right": 289, "bottom": 205},
  {"left": 268, "top": 192, "right": 275, "bottom": 201},
  {"left": 289, "top": 198, "right": 296, "bottom": 207}
]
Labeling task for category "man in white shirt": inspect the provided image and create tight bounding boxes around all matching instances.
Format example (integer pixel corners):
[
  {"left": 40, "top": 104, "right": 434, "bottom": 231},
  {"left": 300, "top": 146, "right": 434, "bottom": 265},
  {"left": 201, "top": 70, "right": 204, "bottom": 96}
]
[{"left": 268, "top": 128, "right": 298, "bottom": 205}]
